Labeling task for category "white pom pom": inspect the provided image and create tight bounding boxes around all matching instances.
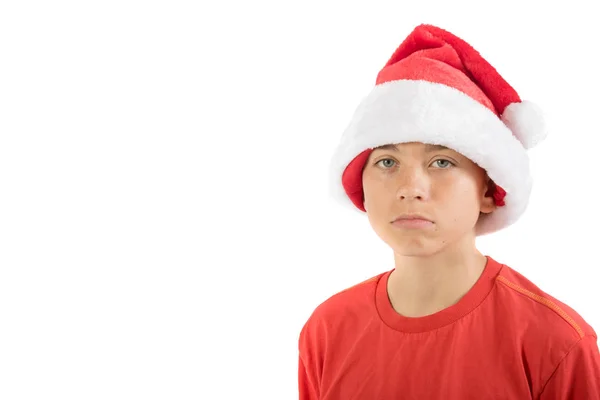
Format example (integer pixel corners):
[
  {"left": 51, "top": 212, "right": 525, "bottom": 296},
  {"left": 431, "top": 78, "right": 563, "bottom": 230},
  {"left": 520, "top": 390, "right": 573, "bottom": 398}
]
[{"left": 501, "top": 100, "right": 547, "bottom": 149}]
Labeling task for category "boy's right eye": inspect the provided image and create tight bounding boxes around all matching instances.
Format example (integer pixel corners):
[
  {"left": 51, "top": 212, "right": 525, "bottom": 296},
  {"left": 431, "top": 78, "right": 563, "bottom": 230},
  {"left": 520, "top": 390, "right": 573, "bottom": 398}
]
[{"left": 376, "top": 159, "right": 396, "bottom": 168}]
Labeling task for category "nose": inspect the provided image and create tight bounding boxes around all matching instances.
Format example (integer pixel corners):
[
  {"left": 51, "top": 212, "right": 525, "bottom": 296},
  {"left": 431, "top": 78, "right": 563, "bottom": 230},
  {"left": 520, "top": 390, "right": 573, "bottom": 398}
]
[{"left": 395, "top": 167, "right": 430, "bottom": 201}]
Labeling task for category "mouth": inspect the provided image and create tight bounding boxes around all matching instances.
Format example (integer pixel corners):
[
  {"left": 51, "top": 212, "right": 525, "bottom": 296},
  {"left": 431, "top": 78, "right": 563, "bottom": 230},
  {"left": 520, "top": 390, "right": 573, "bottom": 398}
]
[
  {"left": 392, "top": 214, "right": 433, "bottom": 223},
  {"left": 391, "top": 214, "right": 434, "bottom": 229}
]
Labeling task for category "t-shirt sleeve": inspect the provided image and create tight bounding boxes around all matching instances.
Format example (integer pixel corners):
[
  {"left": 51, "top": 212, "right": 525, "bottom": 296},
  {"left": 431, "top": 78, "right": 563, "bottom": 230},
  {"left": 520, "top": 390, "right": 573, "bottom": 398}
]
[
  {"left": 538, "top": 334, "right": 600, "bottom": 399},
  {"left": 299, "top": 355, "right": 319, "bottom": 400}
]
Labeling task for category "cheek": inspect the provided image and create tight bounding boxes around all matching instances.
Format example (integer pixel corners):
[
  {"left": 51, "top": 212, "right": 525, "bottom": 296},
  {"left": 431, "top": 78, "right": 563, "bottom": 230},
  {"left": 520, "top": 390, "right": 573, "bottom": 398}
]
[
  {"left": 437, "top": 179, "right": 482, "bottom": 221},
  {"left": 363, "top": 180, "right": 395, "bottom": 228},
  {"left": 438, "top": 171, "right": 481, "bottom": 196},
  {"left": 363, "top": 173, "right": 393, "bottom": 203}
]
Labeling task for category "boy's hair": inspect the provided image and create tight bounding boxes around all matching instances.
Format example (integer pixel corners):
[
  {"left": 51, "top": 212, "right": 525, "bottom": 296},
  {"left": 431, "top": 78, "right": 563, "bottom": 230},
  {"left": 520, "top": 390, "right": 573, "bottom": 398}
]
[{"left": 328, "top": 24, "right": 546, "bottom": 236}]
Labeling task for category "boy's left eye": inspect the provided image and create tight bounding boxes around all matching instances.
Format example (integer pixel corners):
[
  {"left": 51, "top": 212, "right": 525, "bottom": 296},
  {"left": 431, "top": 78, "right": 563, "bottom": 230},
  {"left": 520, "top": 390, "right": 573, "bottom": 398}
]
[{"left": 433, "top": 159, "right": 454, "bottom": 168}]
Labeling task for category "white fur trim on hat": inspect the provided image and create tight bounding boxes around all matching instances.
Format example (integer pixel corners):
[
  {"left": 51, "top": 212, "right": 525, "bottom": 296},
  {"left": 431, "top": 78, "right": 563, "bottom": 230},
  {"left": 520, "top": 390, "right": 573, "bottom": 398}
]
[
  {"left": 329, "top": 79, "right": 533, "bottom": 236},
  {"left": 501, "top": 100, "right": 547, "bottom": 150}
]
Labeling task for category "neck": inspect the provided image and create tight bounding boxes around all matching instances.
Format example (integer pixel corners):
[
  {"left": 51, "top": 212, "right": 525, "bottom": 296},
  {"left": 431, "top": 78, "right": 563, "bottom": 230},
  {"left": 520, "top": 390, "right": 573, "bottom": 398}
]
[{"left": 387, "top": 235, "right": 487, "bottom": 318}]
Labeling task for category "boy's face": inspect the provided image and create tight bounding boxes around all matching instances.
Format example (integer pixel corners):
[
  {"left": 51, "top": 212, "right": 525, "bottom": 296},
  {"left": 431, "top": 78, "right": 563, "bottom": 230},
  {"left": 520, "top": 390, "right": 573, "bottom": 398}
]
[{"left": 362, "top": 142, "right": 496, "bottom": 256}]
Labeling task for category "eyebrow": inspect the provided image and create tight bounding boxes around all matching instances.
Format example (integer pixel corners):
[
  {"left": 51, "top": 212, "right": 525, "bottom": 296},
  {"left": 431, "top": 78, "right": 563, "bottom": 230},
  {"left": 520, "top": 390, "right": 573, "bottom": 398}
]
[{"left": 374, "top": 143, "right": 449, "bottom": 152}]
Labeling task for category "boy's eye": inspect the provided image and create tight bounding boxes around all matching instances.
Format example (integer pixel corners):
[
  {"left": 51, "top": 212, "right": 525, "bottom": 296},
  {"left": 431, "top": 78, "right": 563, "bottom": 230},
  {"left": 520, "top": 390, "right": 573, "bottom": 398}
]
[
  {"left": 376, "top": 159, "right": 396, "bottom": 168},
  {"left": 375, "top": 159, "right": 454, "bottom": 169},
  {"left": 432, "top": 159, "right": 454, "bottom": 168}
]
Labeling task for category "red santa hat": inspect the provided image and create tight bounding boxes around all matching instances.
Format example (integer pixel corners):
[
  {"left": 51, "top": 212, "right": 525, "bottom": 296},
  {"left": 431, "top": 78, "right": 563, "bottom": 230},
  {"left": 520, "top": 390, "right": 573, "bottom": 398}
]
[{"left": 329, "top": 24, "right": 547, "bottom": 236}]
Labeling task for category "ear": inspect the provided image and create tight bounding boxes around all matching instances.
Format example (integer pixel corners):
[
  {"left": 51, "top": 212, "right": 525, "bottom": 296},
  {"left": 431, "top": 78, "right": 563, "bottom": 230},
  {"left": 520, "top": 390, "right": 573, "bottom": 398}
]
[{"left": 481, "top": 176, "right": 498, "bottom": 215}]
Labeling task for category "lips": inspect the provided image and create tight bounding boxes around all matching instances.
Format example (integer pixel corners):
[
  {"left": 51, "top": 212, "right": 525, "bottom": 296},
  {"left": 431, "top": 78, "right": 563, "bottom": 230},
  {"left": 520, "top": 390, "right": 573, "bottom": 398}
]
[
  {"left": 392, "top": 214, "right": 433, "bottom": 223},
  {"left": 391, "top": 214, "right": 434, "bottom": 229}
]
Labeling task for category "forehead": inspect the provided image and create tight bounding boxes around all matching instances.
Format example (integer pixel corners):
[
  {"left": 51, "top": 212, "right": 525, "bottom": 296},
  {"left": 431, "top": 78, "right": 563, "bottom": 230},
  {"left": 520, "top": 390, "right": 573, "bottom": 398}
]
[{"left": 373, "top": 142, "right": 454, "bottom": 153}]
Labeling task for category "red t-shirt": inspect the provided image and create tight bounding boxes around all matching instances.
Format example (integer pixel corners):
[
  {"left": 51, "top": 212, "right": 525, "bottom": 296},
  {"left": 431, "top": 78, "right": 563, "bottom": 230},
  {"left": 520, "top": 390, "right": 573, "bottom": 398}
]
[{"left": 298, "top": 256, "right": 600, "bottom": 399}]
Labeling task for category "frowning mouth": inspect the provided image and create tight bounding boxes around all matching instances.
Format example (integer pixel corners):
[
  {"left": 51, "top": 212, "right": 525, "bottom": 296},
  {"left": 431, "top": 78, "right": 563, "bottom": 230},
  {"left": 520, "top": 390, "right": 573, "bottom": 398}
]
[
  {"left": 391, "top": 214, "right": 434, "bottom": 229},
  {"left": 392, "top": 214, "right": 433, "bottom": 223}
]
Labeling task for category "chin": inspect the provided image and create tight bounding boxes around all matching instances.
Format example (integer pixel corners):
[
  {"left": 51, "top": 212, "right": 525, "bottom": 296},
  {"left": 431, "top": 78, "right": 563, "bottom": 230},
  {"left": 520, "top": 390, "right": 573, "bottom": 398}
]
[
  {"left": 384, "top": 235, "right": 445, "bottom": 257},
  {"left": 392, "top": 244, "right": 442, "bottom": 257}
]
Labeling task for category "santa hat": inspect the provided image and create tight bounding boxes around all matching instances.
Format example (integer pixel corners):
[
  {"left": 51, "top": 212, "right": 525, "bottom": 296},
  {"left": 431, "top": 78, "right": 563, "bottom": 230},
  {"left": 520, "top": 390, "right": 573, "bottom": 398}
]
[{"left": 329, "top": 24, "right": 547, "bottom": 236}]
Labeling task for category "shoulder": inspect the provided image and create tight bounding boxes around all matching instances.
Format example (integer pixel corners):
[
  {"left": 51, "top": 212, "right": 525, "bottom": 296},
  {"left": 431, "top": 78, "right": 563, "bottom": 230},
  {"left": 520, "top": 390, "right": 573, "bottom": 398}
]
[
  {"left": 298, "top": 271, "right": 386, "bottom": 346},
  {"left": 489, "top": 257, "right": 599, "bottom": 395},
  {"left": 493, "top": 259, "right": 597, "bottom": 340}
]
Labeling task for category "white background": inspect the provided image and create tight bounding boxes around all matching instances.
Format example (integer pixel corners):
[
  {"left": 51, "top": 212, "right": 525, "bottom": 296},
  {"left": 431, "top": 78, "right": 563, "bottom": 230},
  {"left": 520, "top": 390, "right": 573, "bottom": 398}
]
[{"left": 1, "top": 1, "right": 599, "bottom": 399}]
